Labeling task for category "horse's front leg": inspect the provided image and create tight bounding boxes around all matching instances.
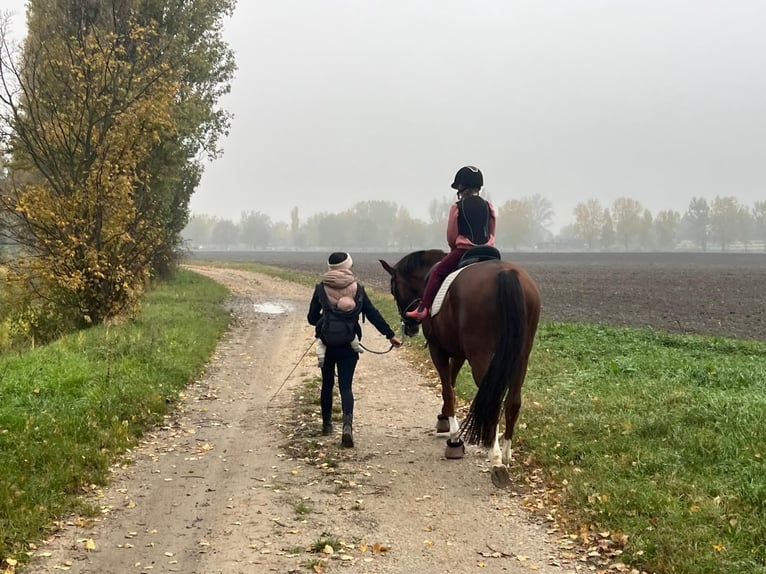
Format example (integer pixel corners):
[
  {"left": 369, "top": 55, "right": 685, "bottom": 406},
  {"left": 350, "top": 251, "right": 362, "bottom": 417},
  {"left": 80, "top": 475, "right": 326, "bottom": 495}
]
[{"left": 444, "top": 355, "right": 466, "bottom": 459}]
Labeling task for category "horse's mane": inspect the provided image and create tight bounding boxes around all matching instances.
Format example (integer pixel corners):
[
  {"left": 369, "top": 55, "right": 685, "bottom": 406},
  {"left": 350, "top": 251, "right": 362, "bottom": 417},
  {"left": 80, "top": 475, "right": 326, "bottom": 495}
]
[{"left": 397, "top": 249, "right": 445, "bottom": 276}]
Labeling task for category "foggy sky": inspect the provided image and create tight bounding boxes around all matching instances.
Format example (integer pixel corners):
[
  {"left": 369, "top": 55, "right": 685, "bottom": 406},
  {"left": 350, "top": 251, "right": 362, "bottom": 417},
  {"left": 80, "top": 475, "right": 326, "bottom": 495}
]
[{"left": 5, "top": 1, "right": 766, "bottom": 231}]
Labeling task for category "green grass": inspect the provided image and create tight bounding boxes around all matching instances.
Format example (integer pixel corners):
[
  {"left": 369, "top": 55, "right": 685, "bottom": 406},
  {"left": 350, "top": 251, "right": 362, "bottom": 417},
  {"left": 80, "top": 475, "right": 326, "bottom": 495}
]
[
  {"left": 0, "top": 269, "right": 230, "bottom": 563},
  {"left": 451, "top": 322, "right": 766, "bottom": 574}
]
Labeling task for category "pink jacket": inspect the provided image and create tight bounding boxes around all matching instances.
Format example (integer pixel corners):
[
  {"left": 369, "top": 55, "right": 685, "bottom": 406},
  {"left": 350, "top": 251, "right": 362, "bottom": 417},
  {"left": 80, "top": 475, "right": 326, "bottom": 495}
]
[{"left": 446, "top": 201, "right": 496, "bottom": 249}]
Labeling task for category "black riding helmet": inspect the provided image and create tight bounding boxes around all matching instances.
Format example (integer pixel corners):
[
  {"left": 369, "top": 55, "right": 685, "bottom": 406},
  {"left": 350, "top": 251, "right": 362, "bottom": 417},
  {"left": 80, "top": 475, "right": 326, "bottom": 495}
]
[{"left": 451, "top": 166, "right": 483, "bottom": 190}]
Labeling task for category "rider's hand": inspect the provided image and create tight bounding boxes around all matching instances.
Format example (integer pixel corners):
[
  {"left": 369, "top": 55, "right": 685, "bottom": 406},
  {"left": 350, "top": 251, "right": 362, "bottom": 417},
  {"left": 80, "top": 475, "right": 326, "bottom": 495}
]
[{"left": 389, "top": 336, "right": 403, "bottom": 348}]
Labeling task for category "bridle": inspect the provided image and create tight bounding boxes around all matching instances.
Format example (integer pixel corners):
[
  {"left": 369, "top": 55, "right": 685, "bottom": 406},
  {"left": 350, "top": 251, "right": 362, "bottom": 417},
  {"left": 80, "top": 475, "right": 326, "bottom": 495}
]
[{"left": 390, "top": 273, "right": 422, "bottom": 334}]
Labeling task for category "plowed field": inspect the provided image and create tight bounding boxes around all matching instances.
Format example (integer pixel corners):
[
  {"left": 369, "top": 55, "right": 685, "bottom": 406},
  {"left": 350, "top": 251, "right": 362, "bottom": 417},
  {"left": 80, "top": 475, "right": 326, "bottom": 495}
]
[{"left": 189, "top": 251, "right": 766, "bottom": 341}]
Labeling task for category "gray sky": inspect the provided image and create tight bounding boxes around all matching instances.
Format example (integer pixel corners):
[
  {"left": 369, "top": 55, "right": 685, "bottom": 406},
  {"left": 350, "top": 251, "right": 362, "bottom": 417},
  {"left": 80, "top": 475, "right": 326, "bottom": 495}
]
[{"left": 5, "top": 1, "right": 766, "bottom": 231}]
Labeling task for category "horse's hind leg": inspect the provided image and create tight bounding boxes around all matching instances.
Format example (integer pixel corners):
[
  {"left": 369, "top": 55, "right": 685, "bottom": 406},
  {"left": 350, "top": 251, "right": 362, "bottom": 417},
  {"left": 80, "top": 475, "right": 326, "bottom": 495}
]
[{"left": 502, "top": 358, "right": 529, "bottom": 466}]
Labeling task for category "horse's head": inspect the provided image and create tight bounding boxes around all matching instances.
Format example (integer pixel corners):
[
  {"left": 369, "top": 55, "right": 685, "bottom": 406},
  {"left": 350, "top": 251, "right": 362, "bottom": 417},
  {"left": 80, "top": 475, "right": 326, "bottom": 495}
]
[{"left": 380, "top": 249, "right": 446, "bottom": 337}]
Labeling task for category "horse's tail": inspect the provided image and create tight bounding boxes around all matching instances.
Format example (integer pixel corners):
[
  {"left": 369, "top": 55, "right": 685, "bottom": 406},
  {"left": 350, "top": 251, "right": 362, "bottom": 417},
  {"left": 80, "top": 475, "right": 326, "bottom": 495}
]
[{"left": 461, "top": 268, "right": 527, "bottom": 447}]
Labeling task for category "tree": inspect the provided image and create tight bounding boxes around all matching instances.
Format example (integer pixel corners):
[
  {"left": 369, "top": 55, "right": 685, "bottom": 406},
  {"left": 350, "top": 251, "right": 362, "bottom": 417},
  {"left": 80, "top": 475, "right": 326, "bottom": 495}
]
[
  {"left": 1, "top": 7, "right": 179, "bottom": 324},
  {"left": 638, "top": 209, "right": 654, "bottom": 250},
  {"left": 753, "top": 201, "right": 766, "bottom": 251},
  {"left": 600, "top": 209, "right": 615, "bottom": 250},
  {"left": 428, "top": 196, "right": 452, "bottom": 226},
  {"left": 289, "top": 206, "right": 304, "bottom": 248},
  {"left": 94, "top": 0, "right": 237, "bottom": 277},
  {"left": 349, "top": 200, "right": 398, "bottom": 248},
  {"left": 654, "top": 210, "right": 680, "bottom": 250},
  {"left": 182, "top": 214, "right": 216, "bottom": 248},
  {"left": 612, "top": 197, "right": 643, "bottom": 250},
  {"left": 683, "top": 197, "right": 710, "bottom": 251},
  {"left": 239, "top": 211, "right": 271, "bottom": 249},
  {"left": 0, "top": 1, "right": 235, "bottom": 324},
  {"left": 709, "top": 196, "right": 744, "bottom": 251},
  {"left": 210, "top": 218, "right": 238, "bottom": 247},
  {"left": 524, "top": 194, "right": 554, "bottom": 246},
  {"left": 496, "top": 199, "right": 532, "bottom": 249},
  {"left": 573, "top": 199, "right": 605, "bottom": 250}
]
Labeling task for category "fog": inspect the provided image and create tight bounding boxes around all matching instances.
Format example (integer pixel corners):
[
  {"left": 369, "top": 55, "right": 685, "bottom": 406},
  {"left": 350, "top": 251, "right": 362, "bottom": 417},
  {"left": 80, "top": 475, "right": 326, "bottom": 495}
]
[{"left": 5, "top": 1, "right": 766, "bottom": 232}]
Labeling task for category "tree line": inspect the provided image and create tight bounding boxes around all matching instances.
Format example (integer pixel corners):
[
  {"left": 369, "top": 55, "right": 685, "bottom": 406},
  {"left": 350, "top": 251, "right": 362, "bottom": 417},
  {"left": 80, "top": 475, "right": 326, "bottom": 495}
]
[
  {"left": 0, "top": 0, "right": 235, "bottom": 343},
  {"left": 184, "top": 195, "right": 766, "bottom": 252}
]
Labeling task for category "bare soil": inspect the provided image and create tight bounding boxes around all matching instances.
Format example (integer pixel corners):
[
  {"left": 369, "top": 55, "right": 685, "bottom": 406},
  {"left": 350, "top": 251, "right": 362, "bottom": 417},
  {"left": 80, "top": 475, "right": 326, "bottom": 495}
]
[{"left": 25, "top": 267, "right": 594, "bottom": 574}]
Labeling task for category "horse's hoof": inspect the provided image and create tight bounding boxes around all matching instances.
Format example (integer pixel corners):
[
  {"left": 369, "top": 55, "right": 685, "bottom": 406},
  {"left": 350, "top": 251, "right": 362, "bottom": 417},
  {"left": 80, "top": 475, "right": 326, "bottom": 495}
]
[
  {"left": 490, "top": 465, "right": 511, "bottom": 488},
  {"left": 445, "top": 438, "right": 465, "bottom": 459},
  {"left": 436, "top": 415, "right": 450, "bottom": 433}
]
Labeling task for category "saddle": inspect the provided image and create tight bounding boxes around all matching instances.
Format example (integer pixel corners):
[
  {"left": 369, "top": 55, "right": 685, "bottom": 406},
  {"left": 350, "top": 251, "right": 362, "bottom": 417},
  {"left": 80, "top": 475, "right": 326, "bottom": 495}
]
[{"left": 457, "top": 245, "right": 501, "bottom": 269}]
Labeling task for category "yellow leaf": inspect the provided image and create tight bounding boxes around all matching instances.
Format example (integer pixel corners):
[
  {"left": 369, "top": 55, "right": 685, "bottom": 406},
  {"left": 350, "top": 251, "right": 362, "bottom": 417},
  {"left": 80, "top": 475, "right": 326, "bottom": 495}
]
[{"left": 85, "top": 539, "right": 96, "bottom": 551}]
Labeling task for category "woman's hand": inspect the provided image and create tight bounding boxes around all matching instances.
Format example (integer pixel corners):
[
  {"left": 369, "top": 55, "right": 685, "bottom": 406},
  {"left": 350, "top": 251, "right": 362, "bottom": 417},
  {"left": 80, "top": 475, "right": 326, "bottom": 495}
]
[{"left": 389, "top": 336, "right": 403, "bottom": 347}]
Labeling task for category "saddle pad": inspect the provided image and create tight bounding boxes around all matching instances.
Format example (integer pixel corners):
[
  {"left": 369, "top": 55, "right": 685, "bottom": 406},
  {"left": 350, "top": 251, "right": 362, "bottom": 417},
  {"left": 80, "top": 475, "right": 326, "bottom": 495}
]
[{"left": 431, "top": 265, "right": 472, "bottom": 317}]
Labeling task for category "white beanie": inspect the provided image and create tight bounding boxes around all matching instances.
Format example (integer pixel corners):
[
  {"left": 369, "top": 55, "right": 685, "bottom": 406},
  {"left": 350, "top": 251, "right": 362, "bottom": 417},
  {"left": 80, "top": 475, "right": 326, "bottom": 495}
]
[{"left": 327, "top": 252, "right": 353, "bottom": 270}]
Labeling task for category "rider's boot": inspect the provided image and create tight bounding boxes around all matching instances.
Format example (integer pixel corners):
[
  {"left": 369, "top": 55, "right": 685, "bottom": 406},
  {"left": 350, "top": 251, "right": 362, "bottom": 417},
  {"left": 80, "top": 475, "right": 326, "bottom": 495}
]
[{"left": 404, "top": 304, "right": 428, "bottom": 321}]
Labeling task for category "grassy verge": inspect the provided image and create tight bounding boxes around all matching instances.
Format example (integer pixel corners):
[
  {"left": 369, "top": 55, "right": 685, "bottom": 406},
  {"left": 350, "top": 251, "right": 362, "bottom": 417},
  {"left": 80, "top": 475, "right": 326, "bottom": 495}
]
[
  {"left": 455, "top": 322, "right": 766, "bottom": 574},
  {"left": 0, "top": 270, "right": 231, "bottom": 564}
]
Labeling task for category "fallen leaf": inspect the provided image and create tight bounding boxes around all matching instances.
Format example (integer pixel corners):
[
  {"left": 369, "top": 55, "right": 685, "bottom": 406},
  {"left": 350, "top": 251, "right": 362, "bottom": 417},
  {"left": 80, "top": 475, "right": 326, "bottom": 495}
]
[{"left": 84, "top": 539, "right": 96, "bottom": 551}]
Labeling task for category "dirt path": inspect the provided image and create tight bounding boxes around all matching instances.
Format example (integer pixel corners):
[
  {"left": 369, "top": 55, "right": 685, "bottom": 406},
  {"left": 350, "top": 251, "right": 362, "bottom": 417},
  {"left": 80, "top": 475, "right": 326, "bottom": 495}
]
[{"left": 26, "top": 267, "right": 581, "bottom": 574}]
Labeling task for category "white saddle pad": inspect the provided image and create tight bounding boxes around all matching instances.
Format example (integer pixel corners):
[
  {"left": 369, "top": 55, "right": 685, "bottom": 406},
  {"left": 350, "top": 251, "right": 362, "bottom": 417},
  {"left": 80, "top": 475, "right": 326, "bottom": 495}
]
[{"left": 431, "top": 265, "right": 472, "bottom": 317}]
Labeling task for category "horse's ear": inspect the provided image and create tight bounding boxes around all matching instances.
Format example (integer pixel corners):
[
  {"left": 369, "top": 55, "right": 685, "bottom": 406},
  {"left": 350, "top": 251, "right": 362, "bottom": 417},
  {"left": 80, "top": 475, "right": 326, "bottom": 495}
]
[{"left": 379, "top": 259, "right": 395, "bottom": 276}]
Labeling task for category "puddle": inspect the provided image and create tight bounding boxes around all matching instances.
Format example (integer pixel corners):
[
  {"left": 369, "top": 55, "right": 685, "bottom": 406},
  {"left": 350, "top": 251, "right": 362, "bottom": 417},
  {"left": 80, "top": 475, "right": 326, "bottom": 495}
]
[{"left": 253, "top": 302, "right": 289, "bottom": 315}]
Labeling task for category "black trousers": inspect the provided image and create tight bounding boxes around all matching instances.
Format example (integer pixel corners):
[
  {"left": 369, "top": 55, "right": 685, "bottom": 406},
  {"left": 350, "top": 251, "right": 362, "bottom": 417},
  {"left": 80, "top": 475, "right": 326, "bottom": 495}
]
[{"left": 320, "top": 344, "right": 359, "bottom": 424}]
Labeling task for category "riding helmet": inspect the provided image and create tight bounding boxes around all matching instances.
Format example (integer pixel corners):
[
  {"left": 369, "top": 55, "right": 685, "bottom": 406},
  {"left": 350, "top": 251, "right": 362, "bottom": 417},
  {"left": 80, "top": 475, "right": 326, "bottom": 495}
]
[{"left": 451, "top": 166, "right": 483, "bottom": 190}]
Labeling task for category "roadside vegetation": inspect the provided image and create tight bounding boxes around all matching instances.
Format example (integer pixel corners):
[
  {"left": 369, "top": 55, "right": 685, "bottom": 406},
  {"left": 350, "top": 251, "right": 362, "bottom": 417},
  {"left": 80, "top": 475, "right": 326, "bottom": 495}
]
[{"left": 0, "top": 270, "right": 230, "bottom": 565}]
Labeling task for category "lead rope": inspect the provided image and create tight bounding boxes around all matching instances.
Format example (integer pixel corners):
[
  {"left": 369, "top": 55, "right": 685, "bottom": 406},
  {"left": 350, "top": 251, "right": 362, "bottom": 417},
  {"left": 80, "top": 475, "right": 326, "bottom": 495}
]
[{"left": 267, "top": 338, "right": 316, "bottom": 405}]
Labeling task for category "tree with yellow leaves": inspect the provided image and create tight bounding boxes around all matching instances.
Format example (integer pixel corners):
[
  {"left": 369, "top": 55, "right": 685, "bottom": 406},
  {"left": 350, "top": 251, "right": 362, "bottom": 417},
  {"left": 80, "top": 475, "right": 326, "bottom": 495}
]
[{"left": 0, "top": 6, "right": 179, "bottom": 325}]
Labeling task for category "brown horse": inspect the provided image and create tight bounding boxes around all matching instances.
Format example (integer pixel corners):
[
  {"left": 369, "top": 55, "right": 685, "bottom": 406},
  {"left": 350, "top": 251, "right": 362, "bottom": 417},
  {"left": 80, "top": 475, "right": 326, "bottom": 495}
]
[{"left": 380, "top": 249, "right": 540, "bottom": 487}]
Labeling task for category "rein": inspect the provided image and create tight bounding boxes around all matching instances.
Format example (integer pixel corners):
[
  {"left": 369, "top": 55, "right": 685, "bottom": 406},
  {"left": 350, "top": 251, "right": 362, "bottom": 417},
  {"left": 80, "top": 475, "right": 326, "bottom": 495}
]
[{"left": 359, "top": 341, "right": 394, "bottom": 354}]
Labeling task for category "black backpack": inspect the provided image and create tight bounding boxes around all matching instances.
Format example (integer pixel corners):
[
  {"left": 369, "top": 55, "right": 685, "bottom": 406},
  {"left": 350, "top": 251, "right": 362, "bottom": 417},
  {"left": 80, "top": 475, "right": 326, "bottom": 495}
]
[{"left": 317, "top": 284, "right": 365, "bottom": 346}]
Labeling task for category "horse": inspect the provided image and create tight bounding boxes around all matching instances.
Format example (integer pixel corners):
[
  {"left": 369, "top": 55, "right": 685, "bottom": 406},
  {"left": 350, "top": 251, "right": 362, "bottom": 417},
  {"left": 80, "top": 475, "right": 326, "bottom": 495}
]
[{"left": 380, "top": 248, "right": 541, "bottom": 487}]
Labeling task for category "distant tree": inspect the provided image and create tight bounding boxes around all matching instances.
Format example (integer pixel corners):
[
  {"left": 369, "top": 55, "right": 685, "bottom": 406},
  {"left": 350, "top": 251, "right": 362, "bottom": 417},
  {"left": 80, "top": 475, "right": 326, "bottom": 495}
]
[
  {"left": 240, "top": 211, "right": 271, "bottom": 249},
  {"left": 497, "top": 199, "right": 532, "bottom": 249},
  {"left": 654, "top": 210, "right": 680, "bottom": 250},
  {"left": 612, "top": 197, "right": 643, "bottom": 250},
  {"left": 428, "top": 196, "right": 452, "bottom": 226},
  {"left": 182, "top": 214, "right": 216, "bottom": 248},
  {"left": 271, "top": 221, "right": 290, "bottom": 247},
  {"left": 709, "top": 196, "right": 745, "bottom": 251},
  {"left": 573, "top": 199, "right": 605, "bottom": 250},
  {"left": 600, "top": 209, "right": 615, "bottom": 250},
  {"left": 394, "top": 207, "right": 429, "bottom": 250},
  {"left": 638, "top": 209, "right": 654, "bottom": 250},
  {"left": 753, "top": 201, "right": 766, "bottom": 251},
  {"left": 350, "top": 200, "right": 398, "bottom": 248},
  {"left": 289, "top": 206, "right": 304, "bottom": 248},
  {"left": 316, "top": 212, "right": 351, "bottom": 248},
  {"left": 524, "top": 194, "right": 554, "bottom": 245},
  {"left": 684, "top": 197, "right": 710, "bottom": 251},
  {"left": 210, "top": 218, "right": 238, "bottom": 248}
]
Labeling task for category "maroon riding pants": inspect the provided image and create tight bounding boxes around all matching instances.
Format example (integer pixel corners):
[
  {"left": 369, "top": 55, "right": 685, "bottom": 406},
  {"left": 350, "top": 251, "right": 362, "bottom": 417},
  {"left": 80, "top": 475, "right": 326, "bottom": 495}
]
[{"left": 421, "top": 248, "right": 466, "bottom": 309}]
